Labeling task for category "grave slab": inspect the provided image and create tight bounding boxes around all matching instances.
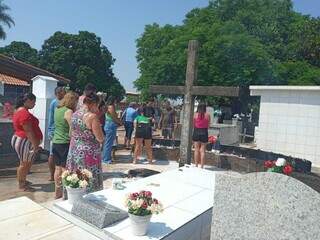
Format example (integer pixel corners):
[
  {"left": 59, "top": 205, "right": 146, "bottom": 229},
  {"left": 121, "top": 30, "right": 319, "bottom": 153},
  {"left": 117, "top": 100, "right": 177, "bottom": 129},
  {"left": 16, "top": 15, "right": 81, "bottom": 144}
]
[
  {"left": 54, "top": 166, "right": 216, "bottom": 240},
  {"left": 211, "top": 172, "right": 320, "bottom": 240}
]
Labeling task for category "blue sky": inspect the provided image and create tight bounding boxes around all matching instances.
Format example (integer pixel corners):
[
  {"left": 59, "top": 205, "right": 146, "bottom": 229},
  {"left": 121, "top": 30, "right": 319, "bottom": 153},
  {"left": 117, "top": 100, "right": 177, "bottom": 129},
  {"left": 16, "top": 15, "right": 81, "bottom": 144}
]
[{"left": 1, "top": 0, "right": 319, "bottom": 91}]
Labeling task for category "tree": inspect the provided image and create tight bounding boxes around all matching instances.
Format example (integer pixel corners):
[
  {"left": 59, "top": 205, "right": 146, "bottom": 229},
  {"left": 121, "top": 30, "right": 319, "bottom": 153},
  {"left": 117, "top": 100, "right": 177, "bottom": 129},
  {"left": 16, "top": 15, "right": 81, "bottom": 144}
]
[
  {"left": 0, "top": 41, "right": 39, "bottom": 65},
  {"left": 39, "top": 31, "right": 125, "bottom": 98},
  {"left": 0, "top": 0, "right": 14, "bottom": 40},
  {"left": 135, "top": 0, "right": 320, "bottom": 110}
]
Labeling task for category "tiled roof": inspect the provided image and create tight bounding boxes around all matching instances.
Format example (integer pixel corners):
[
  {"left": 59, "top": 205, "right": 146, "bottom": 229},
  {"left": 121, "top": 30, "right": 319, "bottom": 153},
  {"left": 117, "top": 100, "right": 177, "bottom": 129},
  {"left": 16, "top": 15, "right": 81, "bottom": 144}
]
[{"left": 0, "top": 73, "right": 30, "bottom": 86}]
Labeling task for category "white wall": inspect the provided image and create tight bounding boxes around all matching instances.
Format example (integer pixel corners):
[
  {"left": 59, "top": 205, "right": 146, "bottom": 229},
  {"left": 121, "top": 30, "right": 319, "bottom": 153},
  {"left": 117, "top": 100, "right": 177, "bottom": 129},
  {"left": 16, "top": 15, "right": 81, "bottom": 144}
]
[{"left": 251, "top": 86, "right": 320, "bottom": 167}]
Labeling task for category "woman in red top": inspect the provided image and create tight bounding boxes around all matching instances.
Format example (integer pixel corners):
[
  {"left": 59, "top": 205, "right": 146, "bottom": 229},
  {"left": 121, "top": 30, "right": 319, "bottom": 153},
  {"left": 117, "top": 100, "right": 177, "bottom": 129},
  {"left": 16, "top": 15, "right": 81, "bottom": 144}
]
[
  {"left": 192, "top": 103, "right": 210, "bottom": 168},
  {"left": 11, "top": 93, "right": 43, "bottom": 191}
]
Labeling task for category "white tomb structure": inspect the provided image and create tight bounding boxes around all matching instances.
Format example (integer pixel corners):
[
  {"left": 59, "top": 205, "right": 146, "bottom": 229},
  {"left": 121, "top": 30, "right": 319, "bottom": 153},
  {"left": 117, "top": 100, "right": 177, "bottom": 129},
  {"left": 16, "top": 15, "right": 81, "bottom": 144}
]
[
  {"left": 31, "top": 75, "right": 58, "bottom": 150},
  {"left": 54, "top": 166, "right": 215, "bottom": 240},
  {"left": 251, "top": 86, "right": 320, "bottom": 167}
]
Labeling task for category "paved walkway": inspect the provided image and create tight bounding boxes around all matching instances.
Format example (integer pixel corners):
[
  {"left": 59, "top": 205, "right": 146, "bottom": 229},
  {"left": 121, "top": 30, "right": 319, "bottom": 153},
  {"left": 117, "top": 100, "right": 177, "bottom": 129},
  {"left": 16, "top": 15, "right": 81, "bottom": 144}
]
[{"left": 0, "top": 149, "right": 179, "bottom": 203}]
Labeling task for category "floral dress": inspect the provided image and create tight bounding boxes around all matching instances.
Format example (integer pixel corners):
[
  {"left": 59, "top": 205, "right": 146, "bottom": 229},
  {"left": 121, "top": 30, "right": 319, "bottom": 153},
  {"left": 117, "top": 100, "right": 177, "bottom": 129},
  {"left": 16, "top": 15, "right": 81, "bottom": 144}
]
[{"left": 66, "top": 109, "right": 103, "bottom": 192}]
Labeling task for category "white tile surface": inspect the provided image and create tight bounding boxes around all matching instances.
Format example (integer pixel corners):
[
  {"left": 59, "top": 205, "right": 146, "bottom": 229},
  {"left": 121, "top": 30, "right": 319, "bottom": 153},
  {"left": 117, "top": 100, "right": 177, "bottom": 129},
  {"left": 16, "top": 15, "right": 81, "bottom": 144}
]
[{"left": 54, "top": 167, "right": 216, "bottom": 240}]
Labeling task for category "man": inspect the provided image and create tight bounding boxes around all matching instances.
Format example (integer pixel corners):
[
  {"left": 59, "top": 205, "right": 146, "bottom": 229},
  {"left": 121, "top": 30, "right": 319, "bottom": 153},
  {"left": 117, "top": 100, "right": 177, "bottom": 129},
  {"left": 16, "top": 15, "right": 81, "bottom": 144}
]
[
  {"left": 123, "top": 102, "right": 137, "bottom": 148},
  {"left": 47, "top": 86, "right": 66, "bottom": 181}
]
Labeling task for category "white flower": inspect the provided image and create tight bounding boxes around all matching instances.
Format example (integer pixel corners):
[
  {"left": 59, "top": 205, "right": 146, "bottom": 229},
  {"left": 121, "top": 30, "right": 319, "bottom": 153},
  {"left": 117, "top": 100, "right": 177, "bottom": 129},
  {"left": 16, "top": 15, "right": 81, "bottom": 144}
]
[
  {"left": 70, "top": 174, "right": 79, "bottom": 183},
  {"left": 82, "top": 169, "right": 93, "bottom": 179},
  {"left": 275, "top": 158, "right": 286, "bottom": 167},
  {"left": 66, "top": 175, "right": 73, "bottom": 182},
  {"left": 79, "top": 180, "right": 88, "bottom": 188},
  {"left": 61, "top": 170, "right": 70, "bottom": 179}
]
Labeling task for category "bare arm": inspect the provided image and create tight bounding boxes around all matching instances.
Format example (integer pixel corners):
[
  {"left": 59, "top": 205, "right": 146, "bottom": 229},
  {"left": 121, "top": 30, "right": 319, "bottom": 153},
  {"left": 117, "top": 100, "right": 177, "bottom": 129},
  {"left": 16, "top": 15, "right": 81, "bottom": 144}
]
[
  {"left": 22, "top": 122, "right": 40, "bottom": 150},
  {"left": 64, "top": 109, "right": 73, "bottom": 136},
  {"left": 91, "top": 114, "right": 105, "bottom": 143},
  {"left": 108, "top": 105, "right": 122, "bottom": 125}
]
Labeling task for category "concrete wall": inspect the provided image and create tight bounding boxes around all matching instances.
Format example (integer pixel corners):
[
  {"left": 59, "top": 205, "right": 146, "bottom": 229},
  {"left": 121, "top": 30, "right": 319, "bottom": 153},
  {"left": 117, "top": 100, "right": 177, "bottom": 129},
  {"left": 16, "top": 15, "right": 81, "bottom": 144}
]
[{"left": 251, "top": 86, "right": 320, "bottom": 167}]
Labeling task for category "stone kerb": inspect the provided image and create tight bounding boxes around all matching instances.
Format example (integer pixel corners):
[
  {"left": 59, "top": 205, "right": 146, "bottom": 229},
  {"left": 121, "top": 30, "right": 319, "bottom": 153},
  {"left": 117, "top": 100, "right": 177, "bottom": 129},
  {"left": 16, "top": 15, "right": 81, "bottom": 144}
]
[{"left": 211, "top": 172, "right": 320, "bottom": 240}]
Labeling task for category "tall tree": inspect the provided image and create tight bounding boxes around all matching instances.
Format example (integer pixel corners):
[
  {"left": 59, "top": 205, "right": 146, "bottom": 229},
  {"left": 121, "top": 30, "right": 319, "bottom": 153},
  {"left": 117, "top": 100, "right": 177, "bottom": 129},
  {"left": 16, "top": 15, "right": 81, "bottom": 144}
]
[
  {"left": 0, "top": 0, "right": 14, "bottom": 40},
  {"left": 135, "top": 0, "right": 320, "bottom": 105},
  {"left": 39, "top": 31, "right": 125, "bottom": 98},
  {"left": 0, "top": 41, "right": 39, "bottom": 65}
]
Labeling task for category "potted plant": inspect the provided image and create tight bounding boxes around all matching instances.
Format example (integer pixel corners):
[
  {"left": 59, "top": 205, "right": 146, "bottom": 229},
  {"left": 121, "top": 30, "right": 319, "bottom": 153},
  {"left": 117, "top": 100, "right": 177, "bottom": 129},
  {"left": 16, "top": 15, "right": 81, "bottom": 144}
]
[
  {"left": 264, "top": 158, "right": 294, "bottom": 175},
  {"left": 61, "top": 169, "right": 92, "bottom": 204},
  {"left": 125, "top": 190, "right": 163, "bottom": 236}
]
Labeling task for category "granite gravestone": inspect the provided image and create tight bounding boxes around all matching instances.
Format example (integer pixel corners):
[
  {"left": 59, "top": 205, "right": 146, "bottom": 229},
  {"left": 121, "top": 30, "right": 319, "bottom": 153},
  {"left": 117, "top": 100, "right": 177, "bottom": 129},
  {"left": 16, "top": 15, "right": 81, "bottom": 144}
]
[
  {"left": 71, "top": 195, "right": 128, "bottom": 229},
  {"left": 211, "top": 172, "right": 320, "bottom": 240}
]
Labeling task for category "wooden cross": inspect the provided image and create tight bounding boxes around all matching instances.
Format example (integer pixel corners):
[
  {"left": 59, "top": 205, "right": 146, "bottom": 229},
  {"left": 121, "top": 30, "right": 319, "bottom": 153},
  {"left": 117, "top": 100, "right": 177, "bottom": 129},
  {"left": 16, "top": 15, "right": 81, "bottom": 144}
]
[{"left": 150, "top": 40, "right": 239, "bottom": 167}]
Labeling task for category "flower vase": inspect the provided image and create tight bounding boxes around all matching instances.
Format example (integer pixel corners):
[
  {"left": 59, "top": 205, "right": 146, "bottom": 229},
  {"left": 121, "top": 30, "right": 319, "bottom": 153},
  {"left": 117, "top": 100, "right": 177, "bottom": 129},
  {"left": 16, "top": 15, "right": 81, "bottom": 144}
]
[
  {"left": 66, "top": 187, "right": 85, "bottom": 204},
  {"left": 128, "top": 213, "right": 152, "bottom": 236}
]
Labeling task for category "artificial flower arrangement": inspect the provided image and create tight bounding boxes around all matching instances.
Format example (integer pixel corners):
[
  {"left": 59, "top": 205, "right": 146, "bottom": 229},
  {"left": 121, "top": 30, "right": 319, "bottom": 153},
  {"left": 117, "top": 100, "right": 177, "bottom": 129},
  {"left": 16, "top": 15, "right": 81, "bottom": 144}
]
[
  {"left": 264, "top": 158, "right": 293, "bottom": 175},
  {"left": 61, "top": 169, "right": 93, "bottom": 189},
  {"left": 125, "top": 190, "right": 163, "bottom": 216}
]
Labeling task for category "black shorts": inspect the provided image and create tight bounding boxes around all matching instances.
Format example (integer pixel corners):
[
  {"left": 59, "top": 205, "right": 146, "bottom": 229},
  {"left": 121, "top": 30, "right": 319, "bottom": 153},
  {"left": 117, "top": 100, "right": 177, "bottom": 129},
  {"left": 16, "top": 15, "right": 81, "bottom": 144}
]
[
  {"left": 52, "top": 143, "right": 69, "bottom": 167},
  {"left": 192, "top": 128, "right": 208, "bottom": 143},
  {"left": 124, "top": 121, "right": 134, "bottom": 140},
  {"left": 135, "top": 123, "right": 152, "bottom": 140}
]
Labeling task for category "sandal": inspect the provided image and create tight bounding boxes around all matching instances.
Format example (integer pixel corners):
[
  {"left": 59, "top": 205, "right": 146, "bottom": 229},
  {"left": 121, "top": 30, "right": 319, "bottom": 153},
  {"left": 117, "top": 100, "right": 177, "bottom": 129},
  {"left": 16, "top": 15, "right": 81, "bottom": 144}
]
[{"left": 19, "top": 185, "right": 36, "bottom": 192}]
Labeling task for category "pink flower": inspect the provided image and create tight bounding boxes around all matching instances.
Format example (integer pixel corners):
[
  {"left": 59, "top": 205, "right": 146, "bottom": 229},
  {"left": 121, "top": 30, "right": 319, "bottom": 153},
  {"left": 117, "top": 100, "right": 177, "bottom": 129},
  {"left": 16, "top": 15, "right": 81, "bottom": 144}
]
[
  {"left": 141, "top": 201, "right": 148, "bottom": 209},
  {"left": 145, "top": 191, "right": 152, "bottom": 197}
]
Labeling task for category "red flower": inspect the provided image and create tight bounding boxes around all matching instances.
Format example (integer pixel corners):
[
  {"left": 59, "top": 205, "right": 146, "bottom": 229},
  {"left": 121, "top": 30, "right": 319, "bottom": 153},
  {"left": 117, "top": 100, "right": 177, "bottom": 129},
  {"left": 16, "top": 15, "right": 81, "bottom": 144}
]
[
  {"left": 145, "top": 191, "right": 152, "bottom": 197},
  {"left": 264, "top": 160, "right": 274, "bottom": 168},
  {"left": 142, "top": 201, "right": 148, "bottom": 209},
  {"left": 129, "top": 193, "right": 137, "bottom": 200},
  {"left": 283, "top": 165, "right": 293, "bottom": 175}
]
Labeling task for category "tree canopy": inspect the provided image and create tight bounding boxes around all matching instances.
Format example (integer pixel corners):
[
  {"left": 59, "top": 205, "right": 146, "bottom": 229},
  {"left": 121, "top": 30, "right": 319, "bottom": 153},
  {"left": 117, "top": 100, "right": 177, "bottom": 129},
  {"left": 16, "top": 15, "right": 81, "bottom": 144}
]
[
  {"left": 0, "top": 41, "right": 39, "bottom": 65},
  {"left": 39, "top": 31, "right": 125, "bottom": 97},
  {"left": 0, "top": 31, "right": 125, "bottom": 98},
  {"left": 0, "top": 0, "right": 14, "bottom": 40},
  {"left": 135, "top": 0, "right": 320, "bottom": 103}
]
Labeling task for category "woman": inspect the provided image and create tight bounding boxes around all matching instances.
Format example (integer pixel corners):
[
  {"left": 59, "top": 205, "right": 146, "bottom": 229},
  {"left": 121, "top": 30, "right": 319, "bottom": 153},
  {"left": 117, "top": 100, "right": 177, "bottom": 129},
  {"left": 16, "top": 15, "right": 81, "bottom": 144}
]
[
  {"left": 192, "top": 103, "right": 210, "bottom": 168},
  {"left": 103, "top": 97, "right": 122, "bottom": 164},
  {"left": 133, "top": 107, "right": 153, "bottom": 164},
  {"left": 52, "top": 91, "right": 78, "bottom": 199},
  {"left": 11, "top": 93, "right": 42, "bottom": 191},
  {"left": 66, "top": 93, "right": 104, "bottom": 192}
]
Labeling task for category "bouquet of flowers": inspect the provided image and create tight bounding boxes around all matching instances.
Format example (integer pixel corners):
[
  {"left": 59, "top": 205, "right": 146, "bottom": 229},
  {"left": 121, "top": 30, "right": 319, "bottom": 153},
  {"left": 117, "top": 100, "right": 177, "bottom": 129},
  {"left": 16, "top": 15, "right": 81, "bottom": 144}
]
[
  {"left": 61, "top": 169, "right": 93, "bottom": 189},
  {"left": 125, "top": 190, "right": 163, "bottom": 216},
  {"left": 264, "top": 158, "right": 293, "bottom": 175}
]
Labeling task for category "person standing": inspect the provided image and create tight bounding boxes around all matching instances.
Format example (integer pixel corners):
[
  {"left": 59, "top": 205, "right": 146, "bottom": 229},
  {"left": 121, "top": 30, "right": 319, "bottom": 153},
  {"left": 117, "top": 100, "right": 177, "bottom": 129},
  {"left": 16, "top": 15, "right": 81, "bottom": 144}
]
[
  {"left": 47, "top": 87, "right": 66, "bottom": 181},
  {"left": 52, "top": 92, "right": 78, "bottom": 199},
  {"left": 123, "top": 102, "right": 137, "bottom": 149},
  {"left": 192, "top": 103, "right": 210, "bottom": 168},
  {"left": 77, "top": 83, "right": 97, "bottom": 110},
  {"left": 66, "top": 93, "right": 104, "bottom": 192},
  {"left": 103, "top": 97, "right": 122, "bottom": 164},
  {"left": 160, "top": 105, "right": 176, "bottom": 140},
  {"left": 11, "top": 93, "right": 43, "bottom": 191},
  {"left": 133, "top": 107, "right": 153, "bottom": 164}
]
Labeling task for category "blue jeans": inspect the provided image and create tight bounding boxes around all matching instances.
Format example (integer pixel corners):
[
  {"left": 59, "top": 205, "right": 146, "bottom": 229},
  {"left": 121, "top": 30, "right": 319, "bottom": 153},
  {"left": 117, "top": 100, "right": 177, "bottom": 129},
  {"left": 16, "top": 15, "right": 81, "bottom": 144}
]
[{"left": 103, "top": 121, "right": 117, "bottom": 163}]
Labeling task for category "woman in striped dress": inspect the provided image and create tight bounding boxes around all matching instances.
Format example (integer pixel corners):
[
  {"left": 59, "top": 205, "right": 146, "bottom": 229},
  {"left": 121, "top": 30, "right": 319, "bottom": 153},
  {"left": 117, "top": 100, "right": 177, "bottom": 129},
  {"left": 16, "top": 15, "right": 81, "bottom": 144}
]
[{"left": 11, "top": 93, "right": 43, "bottom": 191}]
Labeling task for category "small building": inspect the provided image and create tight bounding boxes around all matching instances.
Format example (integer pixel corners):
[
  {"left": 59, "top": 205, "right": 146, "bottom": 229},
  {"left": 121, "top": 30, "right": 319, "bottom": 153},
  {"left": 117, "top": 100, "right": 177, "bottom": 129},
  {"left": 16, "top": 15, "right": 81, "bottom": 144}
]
[{"left": 250, "top": 86, "right": 320, "bottom": 167}]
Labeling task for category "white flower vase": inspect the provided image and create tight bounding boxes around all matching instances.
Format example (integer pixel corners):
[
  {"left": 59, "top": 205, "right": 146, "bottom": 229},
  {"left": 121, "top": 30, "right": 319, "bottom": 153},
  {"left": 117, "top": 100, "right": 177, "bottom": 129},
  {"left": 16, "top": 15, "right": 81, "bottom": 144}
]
[
  {"left": 128, "top": 213, "right": 152, "bottom": 236},
  {"left": 66, "top": 187, "right": 85, "bottom": 205}
]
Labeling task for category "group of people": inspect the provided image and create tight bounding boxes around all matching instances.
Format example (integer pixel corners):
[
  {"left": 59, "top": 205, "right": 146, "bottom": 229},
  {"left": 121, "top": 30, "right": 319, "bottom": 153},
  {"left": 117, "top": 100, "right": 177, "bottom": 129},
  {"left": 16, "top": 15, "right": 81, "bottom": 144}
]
[{"left": 11, "top": 83, "right": 211, "bottom": 196}]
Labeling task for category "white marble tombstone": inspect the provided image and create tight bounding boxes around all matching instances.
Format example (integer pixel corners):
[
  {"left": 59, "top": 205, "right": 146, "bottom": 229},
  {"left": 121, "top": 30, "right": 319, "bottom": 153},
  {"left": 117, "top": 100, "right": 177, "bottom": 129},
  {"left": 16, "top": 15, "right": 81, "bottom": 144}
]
[{"left": 31, "top": 75, "right": 58, "bottom": 150}]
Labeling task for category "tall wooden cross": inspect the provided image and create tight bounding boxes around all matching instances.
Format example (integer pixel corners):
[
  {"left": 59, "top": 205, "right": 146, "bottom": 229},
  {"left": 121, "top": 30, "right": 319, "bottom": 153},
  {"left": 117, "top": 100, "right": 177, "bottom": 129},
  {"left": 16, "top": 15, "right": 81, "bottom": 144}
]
[{"left": 150, "top": 40, "right": 239, "bottom": 167}]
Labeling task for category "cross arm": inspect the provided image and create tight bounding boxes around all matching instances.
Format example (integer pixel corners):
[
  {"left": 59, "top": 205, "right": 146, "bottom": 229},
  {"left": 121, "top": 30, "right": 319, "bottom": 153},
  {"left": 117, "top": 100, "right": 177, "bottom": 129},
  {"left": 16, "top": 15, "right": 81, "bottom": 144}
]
[
  {"left": 191, "top": 86, "right": 239, "bottom": 97},
  {"left": 149, "top": 85, "right": 185, "bottom": 95}
]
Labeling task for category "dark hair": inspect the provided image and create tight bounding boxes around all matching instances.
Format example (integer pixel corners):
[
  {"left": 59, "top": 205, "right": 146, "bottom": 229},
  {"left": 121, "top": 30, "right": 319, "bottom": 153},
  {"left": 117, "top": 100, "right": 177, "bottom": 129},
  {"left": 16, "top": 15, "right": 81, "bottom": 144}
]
[
  {"left": 15, "top": 93, "right": 36, "bottom": 109},
  {"left": 84, "top": 83, "right": 97, "bottom": 95},
  {"left": 83, "top": 92, "right": 99, "bottom": 105},
  {"left": 106, "top": 96, "right": 117, "bottom": 105},
  {"left": 55, "top": 86, "right": 65, "bottom": 95},
  {"left": 98, "top": 100, "right": 106, "bottom": 109},
  {"left": 197, "top": 103, "right": 206, "bottom": 119}
]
